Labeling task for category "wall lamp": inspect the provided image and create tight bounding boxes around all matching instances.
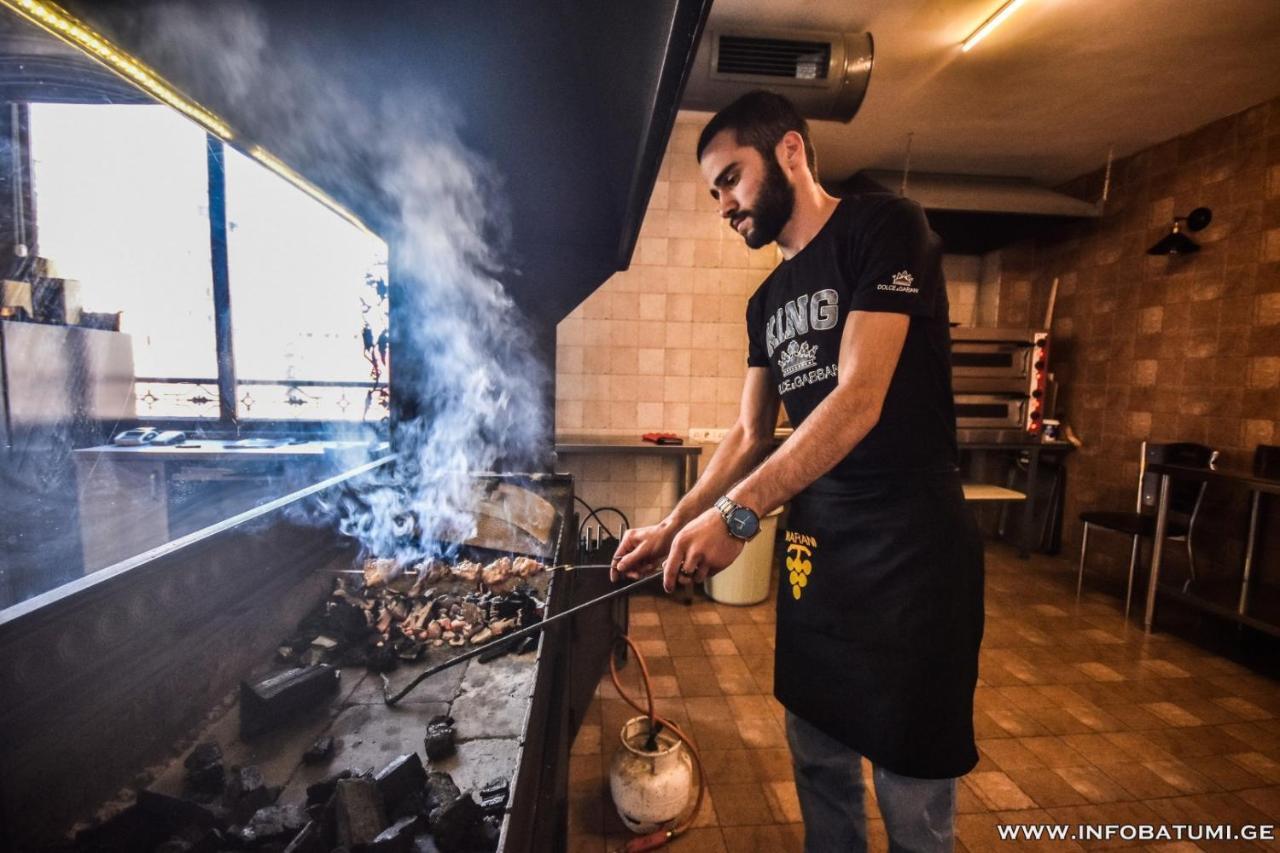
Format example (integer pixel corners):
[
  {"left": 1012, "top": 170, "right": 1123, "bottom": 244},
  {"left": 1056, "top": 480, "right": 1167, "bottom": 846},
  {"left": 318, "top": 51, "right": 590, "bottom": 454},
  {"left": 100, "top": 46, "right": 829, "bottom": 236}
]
[{"left": 1147, "top": 207, "right": 1212, "bottom": 256}]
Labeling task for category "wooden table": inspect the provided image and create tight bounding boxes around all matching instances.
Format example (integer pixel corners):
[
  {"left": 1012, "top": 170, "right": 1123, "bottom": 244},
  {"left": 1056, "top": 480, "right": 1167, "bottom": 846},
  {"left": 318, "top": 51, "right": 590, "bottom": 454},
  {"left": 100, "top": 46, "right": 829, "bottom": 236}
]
[{"left": 1144, "top": 462, "right": 1280, "bottom": 635}]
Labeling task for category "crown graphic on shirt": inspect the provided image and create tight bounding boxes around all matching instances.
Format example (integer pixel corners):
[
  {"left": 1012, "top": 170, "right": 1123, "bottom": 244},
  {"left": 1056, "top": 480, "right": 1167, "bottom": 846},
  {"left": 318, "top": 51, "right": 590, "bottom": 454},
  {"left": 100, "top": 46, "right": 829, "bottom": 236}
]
[
  {"left": 892, "top": 270, "right": 914, "bottom": 288},
  {"left": 777, "top": 339, "right": 819, "bottom": 377}
]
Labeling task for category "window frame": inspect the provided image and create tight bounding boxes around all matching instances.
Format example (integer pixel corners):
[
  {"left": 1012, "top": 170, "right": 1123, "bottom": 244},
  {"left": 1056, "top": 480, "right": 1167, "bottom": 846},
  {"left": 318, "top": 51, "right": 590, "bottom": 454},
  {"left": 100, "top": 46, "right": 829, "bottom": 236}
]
[{"left": 24, "top": 117, "right": 389, "bottom": 434}]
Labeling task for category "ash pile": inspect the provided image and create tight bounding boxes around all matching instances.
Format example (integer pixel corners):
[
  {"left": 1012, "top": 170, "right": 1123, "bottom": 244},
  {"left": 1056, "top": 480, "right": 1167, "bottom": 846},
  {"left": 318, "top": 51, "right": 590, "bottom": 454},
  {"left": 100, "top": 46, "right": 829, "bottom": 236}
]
[{"left": 65, "top": 738, "right": 508, "bottom": 853}]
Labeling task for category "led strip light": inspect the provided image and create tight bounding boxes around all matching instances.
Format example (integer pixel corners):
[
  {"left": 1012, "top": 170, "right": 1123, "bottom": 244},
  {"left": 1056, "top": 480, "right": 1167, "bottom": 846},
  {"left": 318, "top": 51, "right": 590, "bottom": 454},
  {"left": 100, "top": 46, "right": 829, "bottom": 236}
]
[
  {"left": 962, "top": 0, "right": 1031, "bottom": 53},
  {"left": 2, "top": 0, "right": 374, "bottom": 235}
]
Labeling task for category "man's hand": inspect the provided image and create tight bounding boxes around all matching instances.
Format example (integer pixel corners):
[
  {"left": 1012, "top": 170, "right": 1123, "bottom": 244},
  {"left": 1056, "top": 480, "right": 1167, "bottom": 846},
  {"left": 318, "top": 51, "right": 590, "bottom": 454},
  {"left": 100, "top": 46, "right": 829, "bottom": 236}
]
[
  {"left": 611, "top": 520, "right": 679, "bottom": 582},
  {"left": 660, "top": 508, "right": 745, "bottom": 593}
]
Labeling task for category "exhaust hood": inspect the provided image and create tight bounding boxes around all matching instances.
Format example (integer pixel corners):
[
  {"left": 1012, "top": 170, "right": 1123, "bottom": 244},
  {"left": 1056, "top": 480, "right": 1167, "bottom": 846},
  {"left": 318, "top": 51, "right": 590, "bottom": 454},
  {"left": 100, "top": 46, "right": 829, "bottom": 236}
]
[{"left": 843, "top": 170, "right": 1103, "bottom": 254}]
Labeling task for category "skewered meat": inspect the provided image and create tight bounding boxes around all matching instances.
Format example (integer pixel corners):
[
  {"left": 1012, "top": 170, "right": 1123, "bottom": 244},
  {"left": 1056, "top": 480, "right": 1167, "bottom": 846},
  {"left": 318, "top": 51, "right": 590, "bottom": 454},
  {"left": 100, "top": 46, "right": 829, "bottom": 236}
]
[
  {"left": 362, "top": 558, "right": 401, "bottom": 588},
  {"left": 512, "top": 556, "right": 544, "bottom": 578},
  {"left": 452, "top": 560, "right": 483, "bottom": 584}
]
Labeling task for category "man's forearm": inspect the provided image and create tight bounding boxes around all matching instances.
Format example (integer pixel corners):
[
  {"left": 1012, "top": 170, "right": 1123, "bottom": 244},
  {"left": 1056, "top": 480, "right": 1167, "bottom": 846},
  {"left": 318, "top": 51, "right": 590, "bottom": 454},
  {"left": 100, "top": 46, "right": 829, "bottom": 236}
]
[
  {"left": 728, "top": 385, "right": 880, "bottom": 515},
  {"left": 667, "top": 423, "right": 773, "bottom": 527}
]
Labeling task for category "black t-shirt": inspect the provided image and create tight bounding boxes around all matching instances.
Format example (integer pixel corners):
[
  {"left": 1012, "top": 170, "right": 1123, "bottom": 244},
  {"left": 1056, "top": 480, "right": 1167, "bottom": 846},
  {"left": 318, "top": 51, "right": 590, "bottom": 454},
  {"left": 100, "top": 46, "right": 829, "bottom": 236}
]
[{"left": 746, "top": 193, "right": 958, "bottom": 480}]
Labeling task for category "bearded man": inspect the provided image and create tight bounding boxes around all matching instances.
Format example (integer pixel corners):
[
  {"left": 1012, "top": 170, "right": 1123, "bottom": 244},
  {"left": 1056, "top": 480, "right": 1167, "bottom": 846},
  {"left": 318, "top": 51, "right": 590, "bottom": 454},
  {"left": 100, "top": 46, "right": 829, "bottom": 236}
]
[{"left": 612, "top": 91, "right": 984, "bottom": 853}]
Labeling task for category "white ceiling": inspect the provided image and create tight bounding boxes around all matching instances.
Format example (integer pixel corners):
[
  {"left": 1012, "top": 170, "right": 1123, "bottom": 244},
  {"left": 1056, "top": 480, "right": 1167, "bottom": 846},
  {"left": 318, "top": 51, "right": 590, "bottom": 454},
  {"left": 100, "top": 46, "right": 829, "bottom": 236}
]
[{"left": 692, "top": 0, "right": 1280, "bottom": 185}]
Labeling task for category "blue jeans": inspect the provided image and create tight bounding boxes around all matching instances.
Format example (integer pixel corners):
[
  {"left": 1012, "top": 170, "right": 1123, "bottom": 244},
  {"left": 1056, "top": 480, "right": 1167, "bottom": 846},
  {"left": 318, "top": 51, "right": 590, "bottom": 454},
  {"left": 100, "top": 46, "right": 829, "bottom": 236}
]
[{"left": 785, "top": 711, "right": 956, "bottom": 853}]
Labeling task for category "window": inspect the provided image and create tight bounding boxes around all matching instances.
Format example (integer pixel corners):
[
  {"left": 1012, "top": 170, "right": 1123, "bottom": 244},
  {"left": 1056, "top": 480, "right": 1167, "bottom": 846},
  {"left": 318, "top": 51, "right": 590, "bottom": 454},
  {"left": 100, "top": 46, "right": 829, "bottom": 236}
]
[
  {"left": 29, "top": 103, "right": 219, "bottom": 418},
  {"left": 28, "top": 103, "right": 389, "bottom": 423},
  {"left": 224, "top": 146, "right": 389, "bottom": 421}
]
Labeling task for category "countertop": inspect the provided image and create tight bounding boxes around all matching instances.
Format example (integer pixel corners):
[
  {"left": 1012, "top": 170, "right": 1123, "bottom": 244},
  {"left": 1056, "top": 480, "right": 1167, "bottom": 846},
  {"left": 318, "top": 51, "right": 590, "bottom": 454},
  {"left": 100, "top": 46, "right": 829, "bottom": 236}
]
[
  {"left": 554, "top": 434, "right": 702, "bottom": 456},
  {"left": 73, "top": 439, "right": 388, "bottom": 463}
]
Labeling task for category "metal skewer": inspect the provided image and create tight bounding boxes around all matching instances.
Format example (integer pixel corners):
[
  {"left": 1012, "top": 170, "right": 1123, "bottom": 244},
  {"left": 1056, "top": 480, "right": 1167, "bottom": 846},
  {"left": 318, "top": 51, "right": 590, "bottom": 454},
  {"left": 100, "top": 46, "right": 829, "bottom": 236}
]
[
  {"left": 382, "top": 570, "right": 660, "bottom": 705},
  {"left": 329, "top": 562, "right": 615, "bottom": 577}
]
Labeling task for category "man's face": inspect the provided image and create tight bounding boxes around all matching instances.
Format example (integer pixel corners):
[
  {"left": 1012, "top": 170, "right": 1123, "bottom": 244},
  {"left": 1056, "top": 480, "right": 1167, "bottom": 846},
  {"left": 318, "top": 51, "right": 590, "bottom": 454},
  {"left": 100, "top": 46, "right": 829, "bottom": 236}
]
[{"left": 699, "top": 130, "right": 795, "bottom": 250}]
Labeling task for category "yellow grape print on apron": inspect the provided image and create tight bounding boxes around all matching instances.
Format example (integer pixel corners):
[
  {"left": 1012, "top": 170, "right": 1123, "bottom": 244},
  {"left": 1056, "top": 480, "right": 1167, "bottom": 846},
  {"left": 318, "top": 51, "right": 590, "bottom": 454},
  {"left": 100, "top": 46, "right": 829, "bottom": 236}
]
[{"left": 784, "top": 530, "right": 817, "bottom": 600}]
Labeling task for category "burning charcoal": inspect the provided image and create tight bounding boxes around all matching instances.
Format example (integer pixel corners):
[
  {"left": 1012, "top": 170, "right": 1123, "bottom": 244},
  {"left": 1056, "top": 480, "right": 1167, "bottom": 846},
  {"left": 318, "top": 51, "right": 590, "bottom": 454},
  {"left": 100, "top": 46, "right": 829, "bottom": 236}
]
[
  {"left": 374, "top": 753, "right": 427, "bottom": 817},
  {"left": 303, "top": 736, "right": 335, "bottom": 765},
  {"left": 334, "top": 777, "right": 387, "bottom": 848},
  {"left": 476, "top": 779, "right": 509, "bottom": 818},
  {"left": 240, "top": 665, "right": 341, "bottom": 738},
  {"left": 430, "top": 793, "right": 487, "bottom": 853},
  {"left": 423, "top": 716, "right": 457, "bottom": 761},
  {"left": 306, "top": 769, "right": 353, "bottom": 807},
  {"left": 183, "top": 741, "right": 226, "bottom": 797},
  {"left": 282, "top": 821, "right": 325, "bottom": 853},
  {"left": 422, "top": 772, "right": 461, "bottom": 822},
  {"left": 367, "top": 814, "right": 425, "bottom": 852}
]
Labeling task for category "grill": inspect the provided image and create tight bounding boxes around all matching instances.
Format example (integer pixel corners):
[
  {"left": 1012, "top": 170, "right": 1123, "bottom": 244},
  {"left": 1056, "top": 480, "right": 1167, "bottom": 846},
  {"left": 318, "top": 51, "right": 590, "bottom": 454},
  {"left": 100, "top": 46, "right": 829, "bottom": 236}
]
[{"left": 0, "top": 465, "right": 614, "bottom": 853}]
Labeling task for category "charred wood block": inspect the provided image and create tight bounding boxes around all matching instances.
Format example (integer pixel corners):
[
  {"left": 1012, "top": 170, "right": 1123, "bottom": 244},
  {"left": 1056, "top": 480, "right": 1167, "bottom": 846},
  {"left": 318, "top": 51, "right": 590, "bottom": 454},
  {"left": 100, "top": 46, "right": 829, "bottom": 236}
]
[
  {"left": 476, "top": 637, "right": 518, "bottom": 664},
  {"left": 374, "top": 753, "right": 427, "bottom": 817},
  {"left": 325, "top": 599, "right": 370, "bottom": 640},
  {"left": 422, "top": 772, "right": 461, "bottom": 825},
  {"left": 282, "top": 820, "right": 326, "bottom": 853},
  {"left": 73, "top": 804, "right": 171, "bottom": 853},
  {"left": 335, "top": 778, "right": 388, "bottom": 848},
  {"left": 235, "top": 804, "right": 307, "bottom": 845},
  {"left": 137, "top": 789, "right": 226, "bottom": 833},
  {"left": 367, "top": 644, "right": 399, "bottom": 673},
  {"left": 303, "top": 735, "right": 336, "bottom": 765},
  {"left": 475, "top": 779, "right": 509, "bottom": 818},
  {"left": 422, "top": 716, "right": 456, "bottom": 762},
  {"left": 240, "top": 665, "right": 340, "bottom": 739},
  {"left": 364, "top": 814, "right": 425, "bottom": 853},
  {"left": 306, "top": 769, "right": 353, "bottom": 808},
  {"left": 228, "top": 765, "right": 278, "bottom": 823},
  {"left": 429, "top": 794, "right": 487, "bottom": 853},
  {"left": 183, "top": 742, "right": 226, "bottom": 797}
]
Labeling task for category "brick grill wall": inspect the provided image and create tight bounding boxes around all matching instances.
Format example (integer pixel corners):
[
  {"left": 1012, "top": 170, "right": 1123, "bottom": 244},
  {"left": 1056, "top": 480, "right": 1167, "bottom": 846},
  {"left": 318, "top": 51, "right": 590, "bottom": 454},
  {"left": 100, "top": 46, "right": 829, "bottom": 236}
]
[{"left": 996, "top": 96, "right": 1280, "bottom": 589}]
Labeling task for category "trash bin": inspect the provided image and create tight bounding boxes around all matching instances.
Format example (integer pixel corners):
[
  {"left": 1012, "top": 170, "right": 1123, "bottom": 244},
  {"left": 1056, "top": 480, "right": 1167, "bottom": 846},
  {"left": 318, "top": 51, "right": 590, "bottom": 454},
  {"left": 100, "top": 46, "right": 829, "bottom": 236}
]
[{"left": 704, "top": 506, "right": 783, "bottom": 605}]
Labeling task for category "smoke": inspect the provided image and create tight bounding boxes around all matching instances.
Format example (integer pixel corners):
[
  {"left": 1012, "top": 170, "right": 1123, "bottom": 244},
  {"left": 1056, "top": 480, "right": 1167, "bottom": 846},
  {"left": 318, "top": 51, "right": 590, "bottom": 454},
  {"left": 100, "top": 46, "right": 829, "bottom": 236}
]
[{"left": 140, "top": 3, "right": 549, "bottom": 561}]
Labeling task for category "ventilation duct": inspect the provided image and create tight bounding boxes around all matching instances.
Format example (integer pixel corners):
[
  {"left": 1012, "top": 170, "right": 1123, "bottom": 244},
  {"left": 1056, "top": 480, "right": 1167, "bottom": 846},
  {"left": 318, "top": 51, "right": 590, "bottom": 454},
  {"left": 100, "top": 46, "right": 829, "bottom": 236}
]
[{"left": 682, "top": 28, "right": 873, "bottom": 123}]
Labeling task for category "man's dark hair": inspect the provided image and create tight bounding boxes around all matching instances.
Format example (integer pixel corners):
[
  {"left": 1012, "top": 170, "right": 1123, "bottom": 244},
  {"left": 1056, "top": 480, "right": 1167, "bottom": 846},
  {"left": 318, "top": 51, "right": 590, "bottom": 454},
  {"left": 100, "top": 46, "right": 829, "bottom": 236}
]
[{"left": 696, "top": 90, "right": 816, "bottom": 178}]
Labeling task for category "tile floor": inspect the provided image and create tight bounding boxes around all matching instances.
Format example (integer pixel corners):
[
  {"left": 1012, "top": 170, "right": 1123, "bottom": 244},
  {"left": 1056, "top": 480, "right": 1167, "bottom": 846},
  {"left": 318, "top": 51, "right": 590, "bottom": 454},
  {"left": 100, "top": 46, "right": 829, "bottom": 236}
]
[{"left": 566, "top": 543, "right": 1280, "bottom": 852}]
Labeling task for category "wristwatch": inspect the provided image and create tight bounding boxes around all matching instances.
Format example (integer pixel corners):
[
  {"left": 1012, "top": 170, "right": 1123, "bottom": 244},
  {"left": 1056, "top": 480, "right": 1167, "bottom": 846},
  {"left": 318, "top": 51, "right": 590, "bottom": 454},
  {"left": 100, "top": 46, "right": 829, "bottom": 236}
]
[{"left": 715, "top": 496, "right": 760, "bottom": 541}]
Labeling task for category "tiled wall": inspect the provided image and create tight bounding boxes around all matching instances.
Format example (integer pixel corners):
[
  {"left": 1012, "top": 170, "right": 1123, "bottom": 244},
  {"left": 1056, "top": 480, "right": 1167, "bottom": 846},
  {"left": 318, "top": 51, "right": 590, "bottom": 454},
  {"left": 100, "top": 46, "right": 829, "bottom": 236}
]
[
  {"left": 555, "top": 110, "right": 995, "bottom": 530},
  {"left": 555, "top": 112, "right": 781, "bottom": 440},
  {"left": 995, "top": 95, "right": 1280, "bottom": 582}
]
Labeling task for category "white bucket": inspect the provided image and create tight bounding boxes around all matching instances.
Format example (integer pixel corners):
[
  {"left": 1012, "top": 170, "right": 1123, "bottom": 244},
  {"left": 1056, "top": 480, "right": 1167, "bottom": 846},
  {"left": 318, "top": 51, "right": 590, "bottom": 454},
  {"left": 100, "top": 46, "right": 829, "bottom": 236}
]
[{"left": 704, "top": 506, "right": 783, "bottom": 605}]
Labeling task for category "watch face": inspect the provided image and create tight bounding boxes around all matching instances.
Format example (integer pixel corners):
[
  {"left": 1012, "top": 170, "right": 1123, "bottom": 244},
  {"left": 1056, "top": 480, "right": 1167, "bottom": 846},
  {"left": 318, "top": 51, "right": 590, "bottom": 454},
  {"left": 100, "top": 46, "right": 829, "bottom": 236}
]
[{"left": 729, "top": 507, "right": 759, "bottom": 539}]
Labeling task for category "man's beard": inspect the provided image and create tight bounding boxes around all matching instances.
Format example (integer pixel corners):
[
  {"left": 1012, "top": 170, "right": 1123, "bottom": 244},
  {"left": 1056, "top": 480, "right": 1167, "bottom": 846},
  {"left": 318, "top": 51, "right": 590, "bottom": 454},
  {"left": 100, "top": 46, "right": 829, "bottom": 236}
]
[{"left": 739, "top": 156, "right": 795, "bottom": 249}]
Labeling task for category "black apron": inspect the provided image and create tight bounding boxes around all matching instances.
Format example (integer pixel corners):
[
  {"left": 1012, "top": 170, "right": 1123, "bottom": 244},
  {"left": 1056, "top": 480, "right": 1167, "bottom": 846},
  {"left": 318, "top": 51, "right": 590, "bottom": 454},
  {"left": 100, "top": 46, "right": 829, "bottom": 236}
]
[{"left": 774, "top": 468, "right": 984, "bottom": 780}]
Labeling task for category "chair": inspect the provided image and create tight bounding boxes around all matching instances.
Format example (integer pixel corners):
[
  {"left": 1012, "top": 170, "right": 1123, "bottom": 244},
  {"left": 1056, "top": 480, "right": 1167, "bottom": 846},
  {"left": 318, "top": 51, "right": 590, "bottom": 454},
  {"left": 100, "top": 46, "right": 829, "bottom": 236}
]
[{"left": 1076, "top": 441, "right": 1217, "bottom": 617}]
